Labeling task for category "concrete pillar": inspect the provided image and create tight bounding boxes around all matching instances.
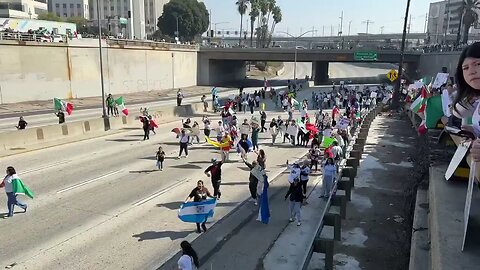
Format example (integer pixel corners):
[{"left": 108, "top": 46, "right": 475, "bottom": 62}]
[
  {"left": 197, "top": 58, "right": 246, "bottom": 86},
  {"left": 312, "top": 61, "right": 329, "bottom": 85}
]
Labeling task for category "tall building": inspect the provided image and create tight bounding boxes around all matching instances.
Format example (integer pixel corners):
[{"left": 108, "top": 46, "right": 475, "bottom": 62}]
[
  {"left": 0, "top": 0, "right": 48, "bottom": 19},
  {"left": 87, "top": 0, "right": 169, "bottom": 39},
  {"left": 48, "top": 0, "right": 90, "bottom": 19},
  {"left": 427, "top": 0, "right": 480, "bottom": 43}
]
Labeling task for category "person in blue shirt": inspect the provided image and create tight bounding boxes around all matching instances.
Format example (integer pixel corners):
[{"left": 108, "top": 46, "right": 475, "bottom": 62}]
[{"left": 320, "top": 158, "right": 337, "bottom": 200}]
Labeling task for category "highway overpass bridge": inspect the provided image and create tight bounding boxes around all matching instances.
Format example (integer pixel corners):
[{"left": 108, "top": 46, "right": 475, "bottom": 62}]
[{"left": 198, "top": 48, "right": 422, "bottom": 85}]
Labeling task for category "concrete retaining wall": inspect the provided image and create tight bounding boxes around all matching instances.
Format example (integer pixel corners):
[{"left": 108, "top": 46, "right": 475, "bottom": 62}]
[
  {"left": 418, "top": 52, "right": 461, "bottom": 80},
  {"left": 0, "top": 42, "right": 198, "bottom": 104},
  {"left": 0, "top": 101, "right": 206, "bottom": 153}
]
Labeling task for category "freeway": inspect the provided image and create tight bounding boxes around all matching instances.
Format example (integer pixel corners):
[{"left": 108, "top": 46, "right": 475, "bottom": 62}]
[{"left": 0, "top": 89, "right": 317, "bottom": 269}]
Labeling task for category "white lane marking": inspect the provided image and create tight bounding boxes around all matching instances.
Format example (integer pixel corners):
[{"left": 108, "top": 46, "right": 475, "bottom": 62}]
[
  {"left": 132, "top": 178, "right": 190, "bottom": 207},
  {"left": 56, "top": 170, "right": 123, "bottom": 194},
  {"left": 22, "top": 160, "right": 72, "bottom": 175}
]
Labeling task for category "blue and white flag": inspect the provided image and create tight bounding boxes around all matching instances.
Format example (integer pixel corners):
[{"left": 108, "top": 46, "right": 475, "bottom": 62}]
[
  {"left": 178, "top": 198, "right": 217, "bottom": 223},
  {"left": 259, "top": 176, "right": 270, "bottom": 224}
]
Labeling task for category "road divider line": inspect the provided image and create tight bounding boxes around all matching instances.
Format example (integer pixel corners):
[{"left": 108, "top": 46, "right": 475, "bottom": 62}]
[
  {"left": 133, "top": 178, "right": 190, "bottom": 207},
  {"left": 22, "top": 160, "right": 72, "bottom": 175},
  {"left": 57, "top": 170, "right": 123, "bottom": 194}
]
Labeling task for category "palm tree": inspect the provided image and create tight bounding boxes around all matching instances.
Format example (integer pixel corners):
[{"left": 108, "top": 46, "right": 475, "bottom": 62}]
[
  {"left": 249, "top": 0, "right": 259, "bottom": 47},
  {"left": 236, "top": 0, "right": 249, "bottom": 46},
  {"left": 267, "top": 5, "right": 282, "bottom": 47},
  {"left": 460, "top": 0, "right": 480, "bottom": 44}
]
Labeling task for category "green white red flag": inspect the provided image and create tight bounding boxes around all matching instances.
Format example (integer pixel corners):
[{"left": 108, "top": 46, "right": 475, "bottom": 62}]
[
  {"left": 53, "top": 98, "right": 73, "bottom": 115},
  {"left": 115, "top": 96, "right": 128, "bottom": 116}
]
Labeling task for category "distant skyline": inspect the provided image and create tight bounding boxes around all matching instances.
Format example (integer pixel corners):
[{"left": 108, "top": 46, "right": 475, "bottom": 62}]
[{"left": 202, "top": 0, "right": 431, "bottom": 36}]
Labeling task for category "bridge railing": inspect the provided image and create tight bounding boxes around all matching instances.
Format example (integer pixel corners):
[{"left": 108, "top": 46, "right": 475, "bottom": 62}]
[
  {"left": 107, "top": 38, "right": 199, "bottom": 50},
  {"left": 0, "top": 32, "right": 68, "bottom": 43}
]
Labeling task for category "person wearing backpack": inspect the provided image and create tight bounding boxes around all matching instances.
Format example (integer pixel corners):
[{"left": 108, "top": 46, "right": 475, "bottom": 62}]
[{"left": 177, "top": 240, "right": 199, "bottom": 270}]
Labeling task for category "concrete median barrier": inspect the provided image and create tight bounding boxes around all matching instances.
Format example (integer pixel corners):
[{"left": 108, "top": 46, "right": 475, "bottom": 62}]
[{"left": 0, "top": 128, "right": 39, "bottom": 151}]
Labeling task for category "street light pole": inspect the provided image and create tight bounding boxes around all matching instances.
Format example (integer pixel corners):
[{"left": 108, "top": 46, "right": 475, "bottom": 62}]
[
  {"left": 96, "top": 0, "right": 107, "bottom": 118},
  {"left": 278, "top": 30, "right": 315, "bottom": 80}
]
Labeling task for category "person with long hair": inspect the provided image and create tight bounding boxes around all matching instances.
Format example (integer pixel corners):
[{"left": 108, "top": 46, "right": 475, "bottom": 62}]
[
  {"left": 320, "top": 158, "right": 337, "bottom": 200},
  {"left": 256, "top": 149, "right": 266, "bottom": 169},
  {"left": 1, "top": 166, "right": 27, "bottom": 218},
  {"left": 178, "top": 240, "right": 200, "bottom": 270},
  {"left": 453, "top": 43, "right": 480, "bottom": 160}
]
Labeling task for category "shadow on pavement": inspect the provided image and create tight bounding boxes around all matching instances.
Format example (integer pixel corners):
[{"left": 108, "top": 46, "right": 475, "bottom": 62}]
[
  {"left": 220, "top": 182, "right": 249, "bottom": 186},
  {"left": 170, "top": 164, "right": 202, "bottom": 170},
  {"left": 157, "top": 201, "right": 240, "bottom": 210},
  {"left": 132, "top": 230, "right": 191, "bottom": 241},
  {"left": 106, "top": 138, "right": 140, "bottom": 142},
  {"left": 129, "top": 169, "right": 158, "bottom": 174}
]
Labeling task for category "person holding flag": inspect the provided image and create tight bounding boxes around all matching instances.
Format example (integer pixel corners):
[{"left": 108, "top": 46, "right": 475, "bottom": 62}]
[
  {"left": 256, "top": 174, "right": 270, "bottom": 224},
  {"left": 1, "top": 166, "right": 33, "bottom": 218},
  {"left": 106, "top": 94, "right": 115, "bottom": 116},
  {"left": 184, "top": 180, "right": 216, "bottom": 233},
  {"left": 284, "top": 178, "right": 303, "bottom": 226}
]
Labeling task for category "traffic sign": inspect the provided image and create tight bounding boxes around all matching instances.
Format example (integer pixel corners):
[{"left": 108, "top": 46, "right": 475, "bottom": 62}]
[
  {"left": 387, "top": 69, "right": 399, "bottom": 82},
  {"left": 354, "top": 51, "right": 378, "bottom": 61}
]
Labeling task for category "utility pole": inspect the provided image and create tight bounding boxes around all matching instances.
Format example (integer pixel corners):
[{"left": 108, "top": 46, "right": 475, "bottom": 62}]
[
  {"left": 392, "top": 0, "right": 411, "bottom": 110},
  {"left": 380, "top": 26, "right": 385, "bottom": 34},
  {"left": 348, "top": 20, "right": 352, "bottom": 36},
  {"left": 423, "top": 13, "right": 428, "bottom": 33},
  {"left": 339, "top": 11, "right": 344, "bottom": 36},
  {"left": 362, "top": 19, "right": 374, "bottom": 35},
  {"left": 330, "top": 25, "right": 334, "bottom": 36},
  {"left": 322, "top": 25, "right": 325, "bottom": 36}
]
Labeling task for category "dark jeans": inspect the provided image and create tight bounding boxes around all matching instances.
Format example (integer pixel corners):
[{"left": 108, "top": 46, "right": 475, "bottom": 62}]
[
  {"left": 310, "top": 160, "right": 318, "bottom": 171},
  {"left": 177, "top": 98, "right": 182, "bottom": 106},
  {"left": 250, "top": 106, "right": 254, "bottom": 114},
  {"left": 143, "top": 128, "right": 150, "bottom": 140},
  {"left": 301, "top": 180, "right": 308, "bottom": 195},
  {"left": 249, "top": 179, "right": 258, "bottom": 199},
  {"left": 261, "top": 120, "right": 266, "bottom": 132},
  {"left": 290, "top": 135, "right": 296, "bottom": 145},
  {"left": 196, "top": 221, "right": 207, "bottom": 232},
  {"left": 6, "top": 192, "right": 27, "bottom": 217},
  {"left": 179, "top": 142, "right": 188, "bottom": 156},
  {"left": 107, "top": 106, "right": 114, "bottom": 116},
  {"left": 252, "top": 140, "right": 258, "bottom": 151},
  {"left": 212, "top": 179, "right": 221, "bottom": 198}
]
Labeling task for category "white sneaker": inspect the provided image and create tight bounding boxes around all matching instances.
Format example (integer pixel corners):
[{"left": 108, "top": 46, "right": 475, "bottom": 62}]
[
  {"left": 297, "top": 222, "right": 301, "bottom": 226},
  {"left": 289, "top": 218, "right": 294, "bottom": 222},
  {"left": 254, "top": 202, "right": 258, "bottom": 206},
  {"left": 160, "top": 168, "right": 163, "bottom": 171}
]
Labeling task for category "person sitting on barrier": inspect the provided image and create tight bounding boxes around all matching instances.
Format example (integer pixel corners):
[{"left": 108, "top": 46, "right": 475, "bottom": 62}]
[
  {"left": 320, "top": 158, "right": 337, "bottom": 200},
  {"left": 16, "top": 116, "right": 28, "bottom": 130}
]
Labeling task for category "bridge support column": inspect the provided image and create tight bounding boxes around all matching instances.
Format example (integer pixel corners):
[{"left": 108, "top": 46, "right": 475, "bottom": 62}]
[
  {"left": 312, "top": 61, "right": 329, "bottom": 85},
  {"left": 197, "top": 58, "right": 246, "bottom": 86}
]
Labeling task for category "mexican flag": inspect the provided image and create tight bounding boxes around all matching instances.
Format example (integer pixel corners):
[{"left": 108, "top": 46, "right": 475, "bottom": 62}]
[
  {"left": 410, "top": 86, "right": 428, "bottom": 114},
  {"left": 115, "top": 96, "right": 128, "bottom": 116},
  {"left": 54, "top": 98, "right": 73, "bottom": 115},
  {"left": 12, "top": 178, "right": 34, "bottom": 199},
  {"left": 424, "top": 95, "right": 445, "bottom": 128}
]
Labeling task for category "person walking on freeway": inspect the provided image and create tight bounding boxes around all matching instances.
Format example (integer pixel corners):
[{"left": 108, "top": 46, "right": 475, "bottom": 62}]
[
  {"left": 155, "top": 146, "right": 165, "bottom": 171},
  {"left": 1, "top": 166, "right": 29, "bottom": 218},
  {"left": 285, "top": 178, "right": 303, "bottom": 226},
  {"left": 320, "top": 158, "right": 337, "bottom": 200},
  {"left": 177, "top": 240, "right": 200, "bottom": 270},
  {"left": 185, "top": 180, "right": 215, "bottom": 234},
  {"left": 178, "top": 129, "right": 190, "bottom": 159},
  {"left": 142, "top": 116, "right": 150, "bottom": 140},
  {"left": 243, "top": 158, "right": 264, "bottom": 205},
  {"left": 204, "top": 158, "right": 224, "bottom": 199},
  {"left": 16, "top": 116, "right": 28, "bottom": 130}
]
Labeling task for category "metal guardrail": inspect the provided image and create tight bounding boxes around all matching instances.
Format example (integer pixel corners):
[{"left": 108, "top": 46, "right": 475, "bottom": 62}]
[
  {"left": 107, "top": 38, "right": 199, "bottom": 50},
  {"left": 300, "top": 107, "right": 374, "bottom": 270},
  {"left": 0, "top": 32, "right": 68, "bottom": 43}
]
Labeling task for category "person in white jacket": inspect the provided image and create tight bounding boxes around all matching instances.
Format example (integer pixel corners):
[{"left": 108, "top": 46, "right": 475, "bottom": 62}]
[{"left": 286, "top": 120, "right": 298, "bottom": 146}]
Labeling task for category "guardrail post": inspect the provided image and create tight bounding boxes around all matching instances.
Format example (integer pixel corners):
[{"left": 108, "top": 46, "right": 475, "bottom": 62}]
[
  {"left": 313, "top": 236, "right": 334, "bottom": 270},
  {"left": 331, "top": 194, "right": 347, "bottom": 219},
  {"left": 350, "top": 149, "right": 361, "bottom": 161},
  {"left": 341, "top": 166, "right": 356, "bottom": 185},
  {"left": 325, "top": 213, "right": 341, "bottom": 241},
  {"left": 353, "top": 143, "right": 364, "bottom": 153},
  {"left": 337, "top": 179, "right": 351, "bottom": 201}
]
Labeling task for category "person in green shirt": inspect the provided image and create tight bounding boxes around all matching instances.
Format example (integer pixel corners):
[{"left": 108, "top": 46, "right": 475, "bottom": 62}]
[{"left": 106, "top": 94, "right": 115, "bottom": 116}]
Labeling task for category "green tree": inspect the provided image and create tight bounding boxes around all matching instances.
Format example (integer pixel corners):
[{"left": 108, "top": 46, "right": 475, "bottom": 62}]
[
  {"left": 66, "top": 16, "right": 88, "bottom": 33},
  {"left": 236, "top": 0, "right": 249, "bottom": 46},
  {"left": 37, "top": 12, "right": 63, "bottom": 22},
  {"left": 460, "top": 0, "right": 480, "bottom": 44},
  {"left": 267, "top": 5, "right": 281, "bottom": 46},
  {"left": 157, "top": 0, "right": 209, "bottom": 41}
]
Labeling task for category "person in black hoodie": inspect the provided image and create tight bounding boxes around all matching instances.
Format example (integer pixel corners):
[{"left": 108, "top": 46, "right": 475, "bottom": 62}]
[
  {"left": 204, "top": 159, "right": 224, "bottom": 199},
  {"left": 285, "top": 178, "right": 304, "bottom": 226}
]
